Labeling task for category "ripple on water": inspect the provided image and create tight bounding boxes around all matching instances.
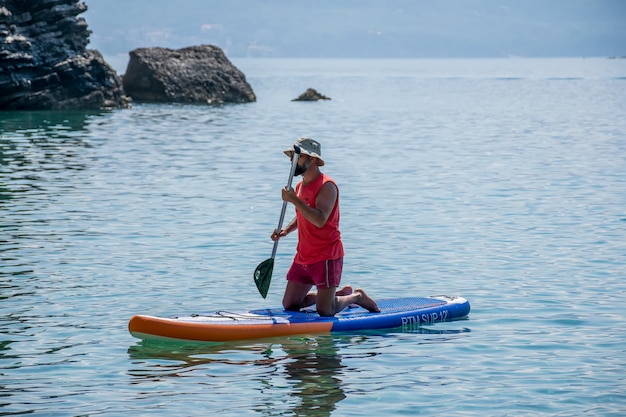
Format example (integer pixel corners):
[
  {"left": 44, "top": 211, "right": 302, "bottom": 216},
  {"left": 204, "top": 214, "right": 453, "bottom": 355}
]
[{"left": 2, "top": 59, "right": 626, "bottom": 416}]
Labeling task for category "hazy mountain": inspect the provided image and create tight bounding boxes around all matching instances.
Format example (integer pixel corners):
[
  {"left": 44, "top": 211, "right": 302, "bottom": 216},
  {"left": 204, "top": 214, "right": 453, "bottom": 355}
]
[{"left": 82, "top": 0, "right": 626, "bottom": 72}]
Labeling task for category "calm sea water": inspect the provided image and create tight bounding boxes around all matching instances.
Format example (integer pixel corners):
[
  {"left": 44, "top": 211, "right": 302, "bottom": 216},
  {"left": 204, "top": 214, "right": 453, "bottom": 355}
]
[{"left": 1, "top": 58, "right": 626, "bottom": 416}]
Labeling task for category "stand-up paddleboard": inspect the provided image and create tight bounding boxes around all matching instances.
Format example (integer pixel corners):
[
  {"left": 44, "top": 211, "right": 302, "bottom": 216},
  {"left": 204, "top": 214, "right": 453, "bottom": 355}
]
[{"left": 129, "top": 295, "right": 470, "bottom": 343}]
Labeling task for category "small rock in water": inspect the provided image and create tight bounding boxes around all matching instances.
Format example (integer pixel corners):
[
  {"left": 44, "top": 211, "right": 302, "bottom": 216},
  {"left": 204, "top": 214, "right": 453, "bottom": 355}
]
[{"left": 292, "top": 88, "right": 331, "bottom": 101}]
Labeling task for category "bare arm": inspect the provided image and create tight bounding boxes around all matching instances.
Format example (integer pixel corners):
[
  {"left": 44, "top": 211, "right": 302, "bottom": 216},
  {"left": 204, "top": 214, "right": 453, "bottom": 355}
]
[
  {"left": 271, "top": 216, "right": 297, "bottom": 241},
  {"left": 282, "top": 182, "right": 337, "bottom": 228}
]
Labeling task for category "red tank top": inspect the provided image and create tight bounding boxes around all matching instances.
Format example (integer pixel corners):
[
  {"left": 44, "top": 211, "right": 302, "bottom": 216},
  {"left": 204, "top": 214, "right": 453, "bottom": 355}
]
[{"left": 294, "top": 173, "right": 344, "bottom": 264}]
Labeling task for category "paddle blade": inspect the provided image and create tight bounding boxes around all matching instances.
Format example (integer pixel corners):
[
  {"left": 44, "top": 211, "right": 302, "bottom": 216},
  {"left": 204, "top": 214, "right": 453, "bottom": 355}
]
[{"left": 254, "top": 258, "right": 274, "bottom": 299}]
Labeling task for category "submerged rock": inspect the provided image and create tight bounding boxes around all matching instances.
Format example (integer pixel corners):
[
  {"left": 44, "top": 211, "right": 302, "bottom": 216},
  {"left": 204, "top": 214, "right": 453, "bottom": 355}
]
[
  {"left": 0, "top": 0, "right": 130, "bottom": 110},
  {"left": 122, "top": 45, "right": 256, "bottom": 104},
  {"left": 292, "top": 88, "right": 331, "bottom": 101}
]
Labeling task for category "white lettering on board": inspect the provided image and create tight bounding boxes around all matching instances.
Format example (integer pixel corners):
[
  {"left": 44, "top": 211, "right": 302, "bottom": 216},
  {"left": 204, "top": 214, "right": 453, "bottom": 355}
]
[{"left": 401, "top": 310, "right": 449, "bottom": 331}]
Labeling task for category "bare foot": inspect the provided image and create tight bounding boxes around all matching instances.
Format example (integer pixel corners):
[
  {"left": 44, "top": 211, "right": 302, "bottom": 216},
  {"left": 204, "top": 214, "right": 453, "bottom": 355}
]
[
  {"left": 336, "top": 285, "right": 353, "bottom": 296},
  {"left": 355, "top": 288, "right": 381, "bottom": 313}
]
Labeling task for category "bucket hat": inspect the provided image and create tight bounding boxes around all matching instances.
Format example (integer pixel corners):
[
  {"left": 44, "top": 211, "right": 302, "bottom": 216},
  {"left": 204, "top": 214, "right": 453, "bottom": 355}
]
[{"left": 284, "top": 137, "right": 324, "bottom": 166}]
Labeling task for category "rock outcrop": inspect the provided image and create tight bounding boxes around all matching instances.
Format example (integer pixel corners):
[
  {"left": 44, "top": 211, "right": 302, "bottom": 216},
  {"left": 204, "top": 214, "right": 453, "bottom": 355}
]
[
  {"left": 292, "top": 88, "right": 331, "bottom": 101},
  {"left": 0, "top": 0, "right": 130, "bottom": 110},
  {"left": 122, "top": 45, "right": 256, "bottom": 104}
]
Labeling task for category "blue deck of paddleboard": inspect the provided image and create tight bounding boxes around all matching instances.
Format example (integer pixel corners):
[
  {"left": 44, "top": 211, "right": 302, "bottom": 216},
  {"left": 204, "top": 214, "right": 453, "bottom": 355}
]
[{"left": 244, "top": 296, "right": 470, "bottom": 331}]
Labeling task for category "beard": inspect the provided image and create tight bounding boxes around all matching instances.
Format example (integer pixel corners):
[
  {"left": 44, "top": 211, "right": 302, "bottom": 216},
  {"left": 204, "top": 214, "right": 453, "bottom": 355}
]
[{"left": 294, "top": 160, "right": 310, "bottom": 176}]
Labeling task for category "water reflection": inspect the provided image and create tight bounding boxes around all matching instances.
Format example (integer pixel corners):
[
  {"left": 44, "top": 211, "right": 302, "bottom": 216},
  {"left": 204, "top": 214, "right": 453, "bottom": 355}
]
[
  {"left": 127, "top": 326, "right": 471, "bottom": 416},
  {"left": 0, "top": 110, "right": 102, "bottom": 177},
  {"left": 128, "top": 335, "right": 348, "bottom": 417},
  {"left": 1, "top": 110, "right": 105, "bottom": 278},
  {"left": 273, "top": 335, "right": 347, "bottom": 417},
  {"left": 0, "top": 109, "right": 100, "bottom": 132}
]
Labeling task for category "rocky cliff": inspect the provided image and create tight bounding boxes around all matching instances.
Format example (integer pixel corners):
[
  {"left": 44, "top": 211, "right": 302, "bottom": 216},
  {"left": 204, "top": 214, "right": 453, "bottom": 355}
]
[
  {"left": 0, "top": 0, "right": 129, "bottom": 110},
  {"left": 122, "top": 45, "right": 256, "bottom": 105}
]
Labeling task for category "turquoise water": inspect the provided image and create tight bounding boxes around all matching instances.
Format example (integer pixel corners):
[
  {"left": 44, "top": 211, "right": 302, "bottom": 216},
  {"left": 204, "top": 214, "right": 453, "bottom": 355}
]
[{"left": 1, "top": 58, "right": 626, "bottom": 416}]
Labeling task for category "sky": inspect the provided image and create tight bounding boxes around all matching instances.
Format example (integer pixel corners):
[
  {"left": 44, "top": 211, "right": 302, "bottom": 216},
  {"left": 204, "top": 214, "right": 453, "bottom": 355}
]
[{"left": 81, "top": 0, "right": 626, "bottom": 73}]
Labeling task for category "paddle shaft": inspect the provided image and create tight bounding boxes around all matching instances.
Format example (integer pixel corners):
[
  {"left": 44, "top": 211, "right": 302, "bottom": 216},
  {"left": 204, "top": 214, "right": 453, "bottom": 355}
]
[{"left": 270, "top": 145, "right": 301, "bottom": 259}]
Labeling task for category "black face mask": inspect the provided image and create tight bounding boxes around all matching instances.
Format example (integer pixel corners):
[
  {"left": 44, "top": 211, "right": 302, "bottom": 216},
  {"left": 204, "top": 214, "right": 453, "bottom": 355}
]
[{"left": 294, "top": 159, "right": 310, "bottom": 176}]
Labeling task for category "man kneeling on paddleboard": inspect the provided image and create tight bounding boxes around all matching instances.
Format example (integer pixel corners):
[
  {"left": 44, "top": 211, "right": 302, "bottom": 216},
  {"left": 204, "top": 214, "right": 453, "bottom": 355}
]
[{"left": 271, "top": 137, "right": 381, "bottom": 316}]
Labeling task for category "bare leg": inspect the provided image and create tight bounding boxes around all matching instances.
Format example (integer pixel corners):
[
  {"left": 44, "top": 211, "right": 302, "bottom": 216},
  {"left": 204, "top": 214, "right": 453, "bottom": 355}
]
[
  {"left": 336, "top": 285, "right": 353, "bottom": 296},
  {"left": 316, "top": 287, "right": 380, "bottom": 317},
  {"left": 301, "top": 285, "right": 353, "bottom": 308},
  {"left": 352, "top": 288, "right": 380, "bottom": 312},
  {"left": 283, "top": 281, "right": 313, "bottom": 311}
]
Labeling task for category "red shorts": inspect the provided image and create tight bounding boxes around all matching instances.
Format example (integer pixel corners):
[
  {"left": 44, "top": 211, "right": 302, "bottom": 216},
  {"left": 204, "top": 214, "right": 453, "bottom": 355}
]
[{"left": 286, "top": 258, "right": 343, "bottom": 289}]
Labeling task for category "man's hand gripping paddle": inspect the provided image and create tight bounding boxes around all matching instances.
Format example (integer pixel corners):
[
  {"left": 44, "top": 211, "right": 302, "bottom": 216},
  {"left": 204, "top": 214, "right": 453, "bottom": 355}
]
[{"left": 254, "top": 145, "right": 301, "bottom": 298}]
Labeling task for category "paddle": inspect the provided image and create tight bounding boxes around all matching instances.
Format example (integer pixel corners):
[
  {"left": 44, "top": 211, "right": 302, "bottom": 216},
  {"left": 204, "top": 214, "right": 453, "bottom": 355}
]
[{"left": 254, "top": 144, "right": 301, "bottom": 298}]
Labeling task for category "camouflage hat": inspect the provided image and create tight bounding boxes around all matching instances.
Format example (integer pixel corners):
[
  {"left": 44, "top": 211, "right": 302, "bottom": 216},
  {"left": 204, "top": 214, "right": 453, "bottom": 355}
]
[{"left": 283, "top": 137, "right": 324, "bottom": 166}]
